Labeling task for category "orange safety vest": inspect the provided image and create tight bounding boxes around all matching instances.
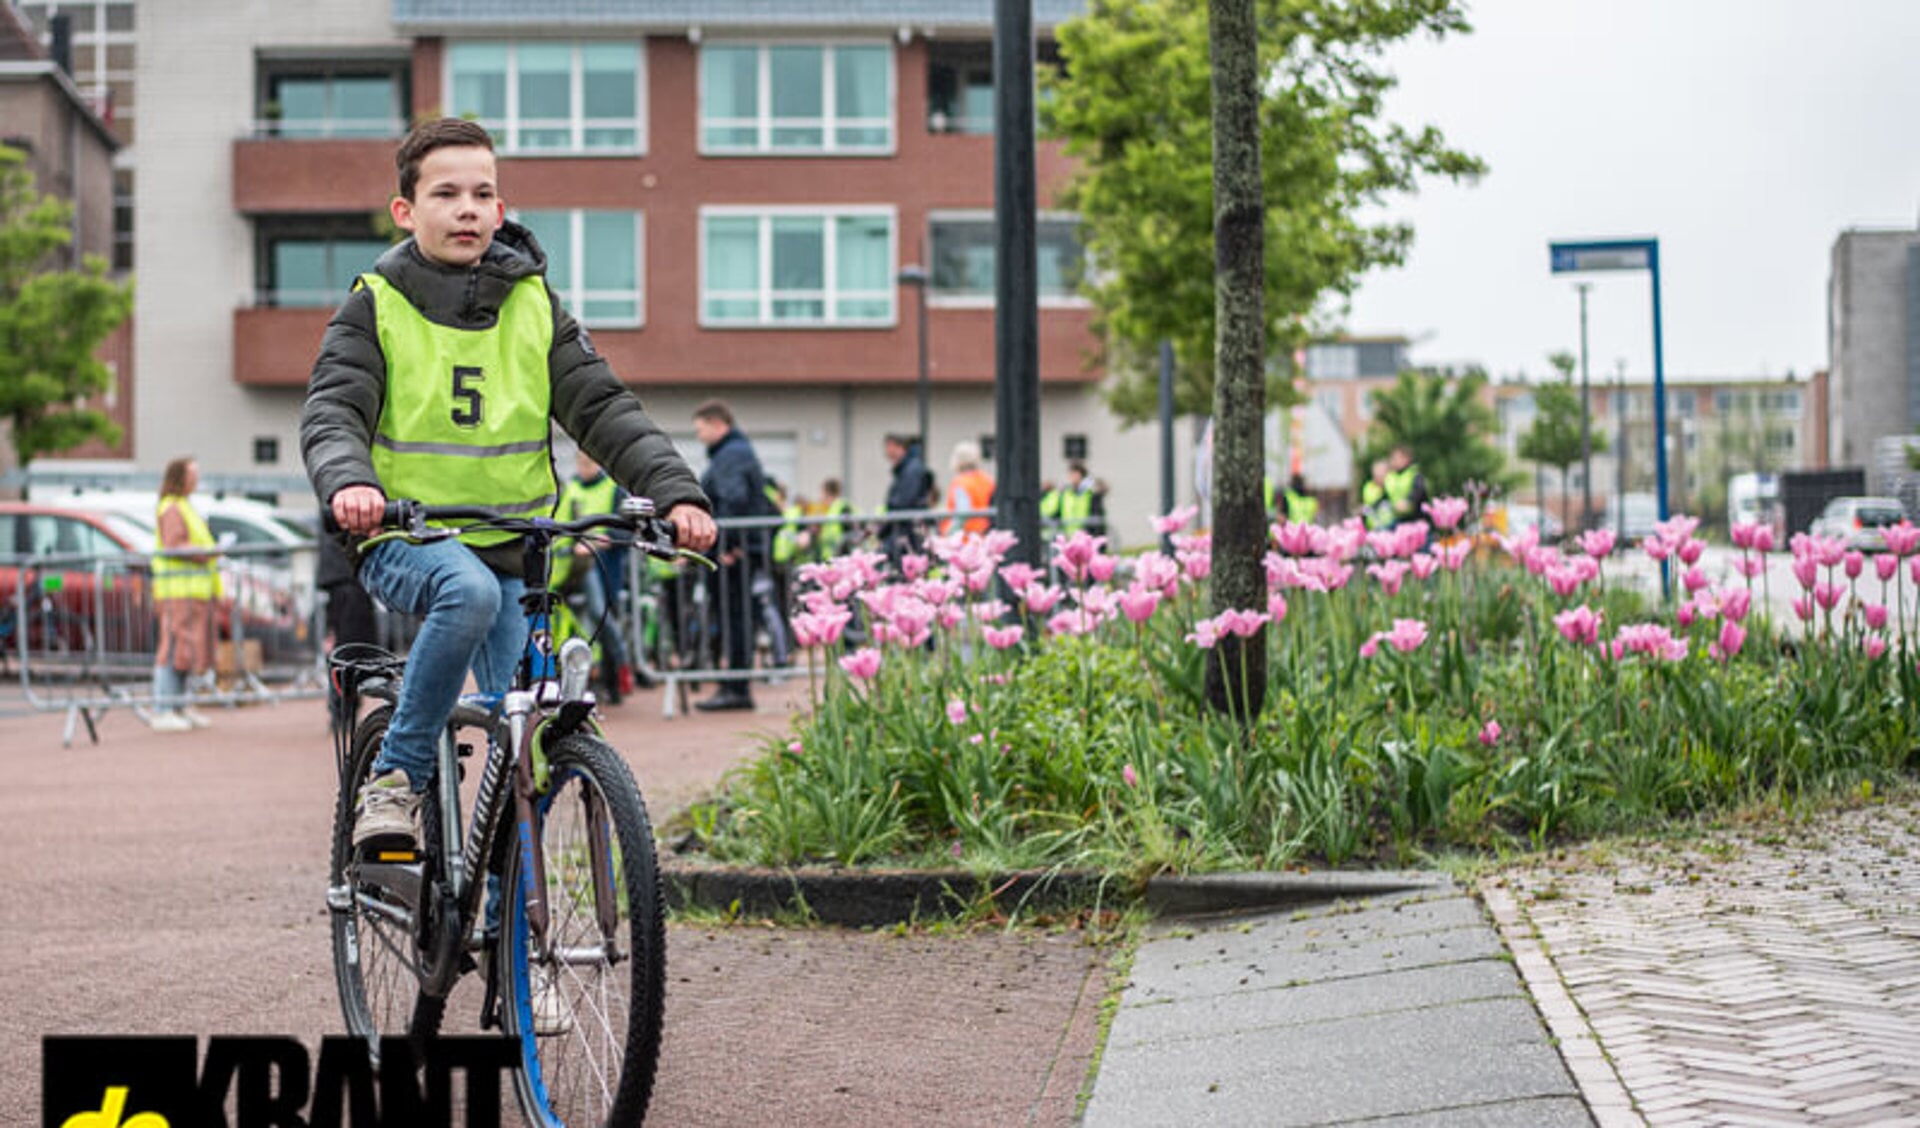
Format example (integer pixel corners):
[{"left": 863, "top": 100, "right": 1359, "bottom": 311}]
[{"left": 943, "top": 469, "right": 995, "bottom": 535}]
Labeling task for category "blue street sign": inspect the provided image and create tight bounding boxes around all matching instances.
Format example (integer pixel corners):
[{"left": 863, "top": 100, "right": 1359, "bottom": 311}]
[{"left": 1550, "top": 240, "right": 1653, "bottom": 274}]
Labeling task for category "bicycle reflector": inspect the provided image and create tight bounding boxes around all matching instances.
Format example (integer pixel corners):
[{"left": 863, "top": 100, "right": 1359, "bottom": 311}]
[{"left": 557, "top": 637, "right": 595, "bottom": 701}]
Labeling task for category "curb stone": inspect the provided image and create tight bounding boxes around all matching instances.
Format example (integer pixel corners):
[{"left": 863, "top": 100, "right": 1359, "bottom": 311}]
[{"left": 660, "top": 863, "right": 1451, "bottom": 926}]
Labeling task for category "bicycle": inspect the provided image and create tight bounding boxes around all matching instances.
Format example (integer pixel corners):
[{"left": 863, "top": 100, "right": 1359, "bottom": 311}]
[{"left": 325, "top": 496, "right": 703, "bottom": 1126}]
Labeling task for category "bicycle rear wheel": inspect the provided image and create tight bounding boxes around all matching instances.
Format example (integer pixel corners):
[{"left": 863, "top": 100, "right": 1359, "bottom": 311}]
[
  {"left": 328, "top": 706, "right": 443, "bottom": 1054},
  {"left": 501, "top": 733, "right": 665, "bottom": 1128}
]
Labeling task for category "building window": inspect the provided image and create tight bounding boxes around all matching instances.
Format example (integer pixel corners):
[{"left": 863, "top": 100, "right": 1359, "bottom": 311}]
[
  {"left": 447, "top": 41, "right": 644, "bottom": 154},
  {"left": 700, "top": 208, "right": 895, "bottom": 327},
  {"left": 925, "top": 39, "right": 1062, "bottom": 134},
  {"left": 259, "top": 64, "right": 407, "bottom": 138},
  {"left": 515, "top": 210, "right": 643, "bottom": 328},
  {"left": 1766, "top": 427, "right": 1796, "bottom": 453},
  {"left": 699, "top": 42, "right": 892, "bottom": 154},
  {"left": 1306, "top": 344, "right": 1359, "bottom": 380},
  {"left": 928, "top": 213, "right": 1084, "bottom": 304},
  {"left": 1673, "top": 391, "right": 1696, "bottom": 416},
  {"left": 1313, "top": 389, "right": 1342, "bottom": 420},
  {"left": 256, "top": 216, "right": 388, "bottom": 307}
]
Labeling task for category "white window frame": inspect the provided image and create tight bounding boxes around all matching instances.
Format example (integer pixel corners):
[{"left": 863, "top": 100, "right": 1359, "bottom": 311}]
[
  {"left": 444, "top": 40, "right": 647, "bottom": 156},
  {"left": 698, "top": 205, "right": 898, "bottom": 329},
  {"left": 512, "top": 208, "right": 646, "bottom": 330},
  {"left": 697, "top": 40, "right": 895, "bottom": 156},
  {"left": 924, "top": 209, "right": 1089, "bottom": 310}
]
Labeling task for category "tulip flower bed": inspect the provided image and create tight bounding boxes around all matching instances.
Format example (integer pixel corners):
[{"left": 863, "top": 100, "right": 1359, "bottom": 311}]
[{"left": 685, "top": 502, "right": 1920, "bottom": 877}]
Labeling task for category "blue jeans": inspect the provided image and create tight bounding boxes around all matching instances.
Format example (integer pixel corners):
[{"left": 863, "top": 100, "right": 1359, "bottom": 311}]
[{"left": 358, "top": 538, "right": 526, "bottom": 791}]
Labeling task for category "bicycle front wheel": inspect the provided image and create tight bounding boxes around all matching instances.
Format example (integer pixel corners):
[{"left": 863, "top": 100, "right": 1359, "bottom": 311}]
[{"left": 501, "top": 733, "right": 665, "bottom": 1128}]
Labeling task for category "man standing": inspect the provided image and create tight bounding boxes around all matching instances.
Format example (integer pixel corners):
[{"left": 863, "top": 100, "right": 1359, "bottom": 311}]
[
  {"left": 691, "top": 400, "right": 768, "bottom": 711},
  {"left": 880, "top": 433, "right": 933, "bottom": 561}
]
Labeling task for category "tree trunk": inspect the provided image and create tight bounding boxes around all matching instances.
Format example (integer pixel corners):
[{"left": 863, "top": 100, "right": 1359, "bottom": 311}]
[{"left": 1203, "top": 0, "right": 1266, "bottom": 721}]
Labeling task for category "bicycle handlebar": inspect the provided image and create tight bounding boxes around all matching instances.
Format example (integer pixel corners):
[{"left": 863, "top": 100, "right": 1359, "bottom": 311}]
[{"left": 352, "top": 497, "right": 706, "bottom": 566}]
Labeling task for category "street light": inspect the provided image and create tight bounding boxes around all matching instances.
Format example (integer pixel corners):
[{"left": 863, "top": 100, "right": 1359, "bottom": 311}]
[
  {"left": 898, "top": 263, "right": 931, "bottom": 460},
  {"left": 1575, "top": 282, "right": 1593, "bottom": 532}
]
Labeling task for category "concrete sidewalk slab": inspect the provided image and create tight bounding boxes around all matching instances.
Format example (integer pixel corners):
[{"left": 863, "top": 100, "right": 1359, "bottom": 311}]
[{"left": 1084, "top": 887, "right": 1593, "bottom": 1128}]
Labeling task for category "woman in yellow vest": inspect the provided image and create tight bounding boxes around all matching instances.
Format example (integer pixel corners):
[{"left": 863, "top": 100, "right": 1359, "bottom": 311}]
[{"left": 150, "top": 456, "right": 221, "bottom": 733}]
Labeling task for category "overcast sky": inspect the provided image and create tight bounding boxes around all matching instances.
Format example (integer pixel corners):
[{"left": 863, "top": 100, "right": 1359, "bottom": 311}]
[{"left": 1338, "top": 0, "right": 1920, "bottom": 384}]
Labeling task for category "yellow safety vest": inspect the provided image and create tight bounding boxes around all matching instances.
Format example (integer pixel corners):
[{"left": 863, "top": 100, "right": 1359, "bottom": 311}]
[
  {"left": 1284, "top": 489, "right": 1319, "bottom": 524},
  {"left": 364, "top": 272, "right": 557, "bottom": 548},
  {"left": 152, "top": 496, "right": 222, "bottom": 600},
  {"left": 552, "top": 472, "right": 619, "bottom": 589},
  {"left": 816, "top": 498, "right": 850, "bottom": 559},
  {"left": 1385, "top": 466, "right": 1418, "bottom": 516}
]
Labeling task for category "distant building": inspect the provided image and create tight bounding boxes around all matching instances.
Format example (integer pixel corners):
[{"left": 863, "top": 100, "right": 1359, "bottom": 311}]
[{"left": 1828, "top": 227, "right": 1920, "bottom": 471}]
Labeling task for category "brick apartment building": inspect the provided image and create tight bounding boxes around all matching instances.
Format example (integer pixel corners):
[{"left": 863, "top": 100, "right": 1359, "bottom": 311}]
[{"left": 123, "top": 0, "right": 1197, "bottom": 544}]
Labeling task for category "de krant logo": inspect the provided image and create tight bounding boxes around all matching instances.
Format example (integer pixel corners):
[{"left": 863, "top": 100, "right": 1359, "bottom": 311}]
[{"left": 43, "top": 1036, "right": 518, "bottom": 1128}]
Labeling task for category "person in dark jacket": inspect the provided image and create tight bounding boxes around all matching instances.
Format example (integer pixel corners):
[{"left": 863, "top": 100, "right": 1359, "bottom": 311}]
[
  {"left": 300, "top": 118, "right": 715, "bottom": 853},
  {"left": 690, "top": 399, "right": 769, "bottom": 711},
  {"left": 879, "top": 433, "right": 933, "bottom": 563},
  {"left": 315, "top": 509, "right": 378, "bottom": 735}
]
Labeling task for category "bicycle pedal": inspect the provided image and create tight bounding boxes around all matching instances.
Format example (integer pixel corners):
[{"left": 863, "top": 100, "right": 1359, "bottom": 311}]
[{"left": 357, "top": 845, "right": 422, "bottom": 864}]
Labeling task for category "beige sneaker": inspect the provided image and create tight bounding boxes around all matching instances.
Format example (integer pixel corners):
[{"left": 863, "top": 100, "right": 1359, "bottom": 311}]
[
  {"left": 531, "top": 964, "right": 574, "bottom": 1036},
  {"left": 181, "top": 708, "right": 213, "bottom": 729},
  {"left": 149, "top": 711, "right": 193, "bottom": 734},
  {"left": 352, "top": 771, "right": 421, "bottom": 853}
]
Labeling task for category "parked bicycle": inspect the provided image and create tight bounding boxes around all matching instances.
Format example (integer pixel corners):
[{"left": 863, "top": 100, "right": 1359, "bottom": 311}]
[{"left": 325, "top": 496, "right": 703, "bottom": 1126}]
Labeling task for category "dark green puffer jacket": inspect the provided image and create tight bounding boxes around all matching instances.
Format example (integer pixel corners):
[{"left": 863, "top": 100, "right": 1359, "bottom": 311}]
[{"left": 299, "top": 220, "right": 707, "bottom": 573}]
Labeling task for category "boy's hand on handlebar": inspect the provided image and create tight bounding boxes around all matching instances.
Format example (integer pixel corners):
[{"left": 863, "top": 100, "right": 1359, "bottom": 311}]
[
  {"left": 331, "top": 485, "right": 389, "bottom": 536},
  {"left": 666, "top": 503, "right": 716, "bottom": 551}
]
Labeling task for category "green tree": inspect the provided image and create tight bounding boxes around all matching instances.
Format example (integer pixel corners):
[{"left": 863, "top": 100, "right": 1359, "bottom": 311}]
[
  {"left": 0, "top": 144, "right": 131, "bottom": 470},
  {"left": 1044, "top": 0, "right": 1483, "bottom": 423},
  {"left": 1360, "top": 369, "right": 1511, "bottom": 499},
  {"left": 1518, "top": 353, "right": 1607, "bottom": 528},
  {"left": 1205, "top": 0, "right": 1267, "bottom": 721}
]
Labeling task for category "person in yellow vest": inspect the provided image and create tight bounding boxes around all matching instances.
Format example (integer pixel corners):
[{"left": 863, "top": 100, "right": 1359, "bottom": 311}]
[
  {"left": 1361, "top": 458, "right": 1392, "bottom": 530},
  {"left": 807, "top": 477, "right": 852, "bottom": 560},
  {"left": 942, "top": 440, "right": 996, "bottom": 535},
  {"left": 1383, "top": 443, "right": 1428, "bottom": 528},
  {"left": 1041, "top": 461, "right": 1103, "bottom": 534},
  {"left": 150, "top": 456, "right": 221, "bottom": 733},
  {"left": 554, "top": 449, "right": 633, "bottom": 704},
  {"left": 1283, "top": 473, "right": 1320, "bottom": 525},
  {"left": 301, "top": 118, "right": 716, "bottom": 853}
]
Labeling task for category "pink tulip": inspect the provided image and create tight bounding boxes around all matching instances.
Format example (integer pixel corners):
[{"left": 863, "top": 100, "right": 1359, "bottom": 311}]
[
  {"left": 1423, "top": 497, "right": 1470, "bottom": 530},
  {"left": 900, "top": 553, "right": 930, "bottom": 580},
  {"left": 1553, "top": 605, "right": 1603, "bottom": 646},
  {"left": 1000, "top": 562, "right": 1042, "bottom": 592},
  {"left": 1683, "top": 567, "right": 1709, "bottom": 593},
  {"left": 1721, "top": 588, "right": 1752, "bottom": 622},
  {"left": 1359, "top": 633, "right": 1383, "bottom": 658},
  {"left": 1122, "top": 763, "right": 1139, "bottom": 788},
  {"left": 1089, "top": 554, "right": 1119, "bottom": 583},
  {"left": 1813, "top": 581, "right": 1844, "bottom": 612},
  {"left": 1275, "top": 522, "right": 1322, "bottom": 557},
  {"left": 1368, "top": 560, "right": 1410, "bottom": 596},
  {"left": 1118, "top": 586, "right": 1162, "bottom": 624},
  {"left": 1811, "top": 535, "right": 1847, "bottom": 568},
  {"left": 1883, "top": 521, "right": 1920, "bottom": 557},
  {"left": 1152, "top": 505, "right": 1199, "bottom": 535},
  {"left": 1218, "top": 608, "right": 1271, "bottom": 637},
  {"left": 1865, "top": 636, "right": 1889, "bottom": 660},
  {"left": 787, "top": 740, "right": 804, "bottom": 755},
  {"left": 1386, "top": 618, "right": 1429, "bottom": 653},
  {"left": 1642, "top": 537, "right": 1672, "bottom": 562},
  {"left": 1436, "top": 540, "right": 1472, "bottom": 571},
  {"left": 1676, "top": 603, "right": 1696, "bottom": 630},
  {"left": 1578, "top": 528, "right": 1616, "bottom": 560},
  {"left": 1877, "top": 554, "right": 1900, "bottom": 582},
  {"left": 1844, "top": 551, "right": 1865, "bottom": 580},
  {"left": 1186, "top": 619, "right": 1220, "bottom": 649},
  {"left": 1021, "top": 583, "right": 1065, "bottom": 615},
  {"left": 1048, "top": 608, "right": 1098, "bottom": 637},
  {"left": 1730, "top": 522, "right": 1757, "bottom": 549},
  {"left": 1865, "top": 602, "right": 1890, "bottom": 630},
  {"left": 1478, "top": 720, "right": 1501, "bottom": 747},
  {"left": 1911, "top": 556, "right": 1920, "bottom": 586},
  {"left": 1713, "top": 620, "right": 1746, "bottom": 662},
  {"left": 1735, "top": 555, "right": 1765, "bottom": 578},
  {"left": 838, "top": 647, "right": 882, "bottom": 681},
  {"left": 983, "top": 625, "right": 1024, "bottom": 650},
  {"left": 1678, "top": 538, "right": 1705, "bottom": 566},
  {"left": 1791, "top": 596, "right": 1813, "bottom": 622},
  {"left": 946, "top": 699, "right": 968, "bottom": 725},
  {"left": 1409, "top": 553, "right": 1438, "bottom": 581},
  {"left": 1131, "top": 552, "right": 1183, "bottom": 595},
  {"left": 1752, "top": 526, "right": 1776, "bottom": 553},
  {"left": 1791, "top": 557, "right": 1818, "bottom": 590},
  {"left": 1268, "top": 592, "right": 1289, "bottom": 623}
]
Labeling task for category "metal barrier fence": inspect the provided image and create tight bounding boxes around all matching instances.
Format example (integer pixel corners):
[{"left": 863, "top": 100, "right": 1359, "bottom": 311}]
[
  {"left": 2, "top": 540, "right": 328, "bottom": 744},
  {"left": 3, "top": 505, "right": 1027, "bottom": 737}
]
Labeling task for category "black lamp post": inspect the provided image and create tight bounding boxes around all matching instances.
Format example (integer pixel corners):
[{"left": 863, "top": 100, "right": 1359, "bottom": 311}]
[{"left": 898, "top": 263, "right": 931, "bottom": 456}]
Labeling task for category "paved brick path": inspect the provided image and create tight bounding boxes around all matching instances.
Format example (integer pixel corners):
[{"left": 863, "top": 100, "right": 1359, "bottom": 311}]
[{"left": 1485, "top": 795, "right": 1920, "bottom": 1127}]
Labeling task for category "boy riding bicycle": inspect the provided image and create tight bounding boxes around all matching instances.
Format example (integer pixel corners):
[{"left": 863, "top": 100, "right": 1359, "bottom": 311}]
[{"left": 300, "top": 118, "right": 716, "bottom": 854}]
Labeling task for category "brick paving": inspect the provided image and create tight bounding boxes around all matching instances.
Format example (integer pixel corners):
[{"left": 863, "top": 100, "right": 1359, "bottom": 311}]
[{"left": 1485, "top": 794, "right": 1920, "bottom": 1127}]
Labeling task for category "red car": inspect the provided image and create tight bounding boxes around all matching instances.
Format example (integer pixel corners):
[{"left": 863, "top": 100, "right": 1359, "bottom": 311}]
[{"left": 0, "top": 501, "right": 155, "bottom": 665}]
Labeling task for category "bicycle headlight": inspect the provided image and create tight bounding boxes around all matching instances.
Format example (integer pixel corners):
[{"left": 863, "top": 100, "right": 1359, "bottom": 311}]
[{"left": 557, "top": 637, "right": 595, "bottom": 702}]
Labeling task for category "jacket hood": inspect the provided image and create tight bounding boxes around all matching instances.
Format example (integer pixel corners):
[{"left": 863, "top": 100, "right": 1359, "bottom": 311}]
[{"left": 371, "top": 219, "right": 549, "bottom": 330}]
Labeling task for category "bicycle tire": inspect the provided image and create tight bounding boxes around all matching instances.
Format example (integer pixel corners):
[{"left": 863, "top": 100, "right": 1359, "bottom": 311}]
[
  {"left": 329, "top": 706, "right": 444, "bottom": 1057},
  {"left": 500, "top": 733, "right": 665, "bottom": 1128}
]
